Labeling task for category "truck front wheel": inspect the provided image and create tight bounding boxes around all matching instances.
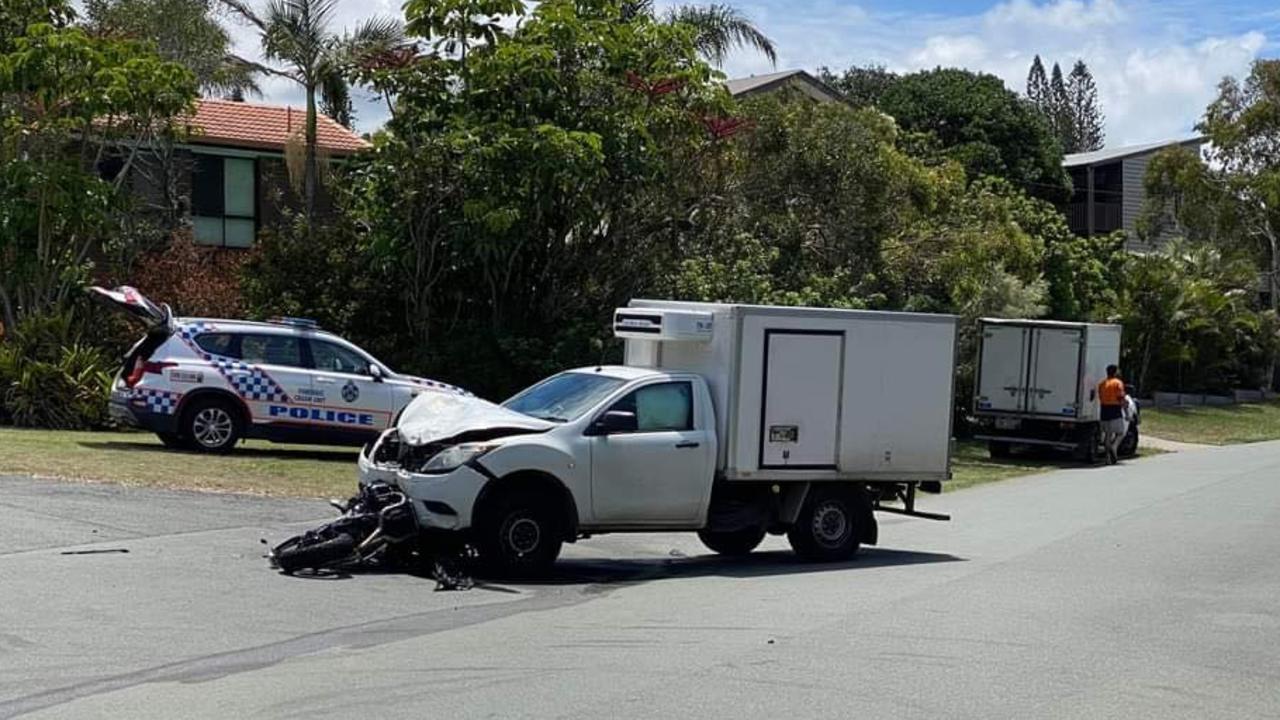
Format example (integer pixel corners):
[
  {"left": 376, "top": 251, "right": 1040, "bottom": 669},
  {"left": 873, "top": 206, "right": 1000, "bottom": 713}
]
[
  {"left": 476, "top": 490, "right": 563, "bottom": 577},
  {"left": 698, "top": 527, "right": 766, "bottom": 557},
  {"left": 788, "top": 487, "right": 864, "bottom": 562}
]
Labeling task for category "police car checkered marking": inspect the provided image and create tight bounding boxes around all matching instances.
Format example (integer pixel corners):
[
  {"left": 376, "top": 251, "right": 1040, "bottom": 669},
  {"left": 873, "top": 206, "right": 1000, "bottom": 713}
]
[
  {"left": 133, "top": 388, "right": 182, "bottom": 415},
  {"left": 175, "top": 323, "right": 289, "bottom": 403}
]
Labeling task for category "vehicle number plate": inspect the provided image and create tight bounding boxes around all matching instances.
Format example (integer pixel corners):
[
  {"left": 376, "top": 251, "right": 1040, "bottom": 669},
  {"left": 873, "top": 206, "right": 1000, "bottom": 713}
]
[{"left": 995, "top": 417, "right": 1020, "bottom": 430}]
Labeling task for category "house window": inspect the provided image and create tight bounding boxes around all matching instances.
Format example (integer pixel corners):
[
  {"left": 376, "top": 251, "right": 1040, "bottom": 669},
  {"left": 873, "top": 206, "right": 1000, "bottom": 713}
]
[{"left": 192, "top": 153, "right": 256, "bottom": 248}]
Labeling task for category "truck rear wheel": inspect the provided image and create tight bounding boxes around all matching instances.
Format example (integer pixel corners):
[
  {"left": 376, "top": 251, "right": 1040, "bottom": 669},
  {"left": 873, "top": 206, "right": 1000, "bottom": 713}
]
[
  {"left": 477, "top": 490, "right": 563, "bottom": 577},
  {"left": 988, "top": 440, "right": 1011, "bottom": 459},
  {"left": 698, "top": 527, "right": 766, "bottom": 557},
  {"left": 788, "top": 486, "right": 864, "bottom": 562}
]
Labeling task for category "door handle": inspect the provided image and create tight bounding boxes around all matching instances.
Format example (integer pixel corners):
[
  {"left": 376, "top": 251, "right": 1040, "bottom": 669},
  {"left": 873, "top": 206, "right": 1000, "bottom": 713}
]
[
  {"left": 675, "top": 441, "right": 700, "bottom": 449},
  {"left": 315, "top": 377, "right": 337, "bottom": 384}
]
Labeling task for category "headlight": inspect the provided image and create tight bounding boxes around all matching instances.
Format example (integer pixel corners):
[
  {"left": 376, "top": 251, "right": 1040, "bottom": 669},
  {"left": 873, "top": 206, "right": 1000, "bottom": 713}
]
[{"left": 422, "top": 443, "right": 495, "bottom": 473}]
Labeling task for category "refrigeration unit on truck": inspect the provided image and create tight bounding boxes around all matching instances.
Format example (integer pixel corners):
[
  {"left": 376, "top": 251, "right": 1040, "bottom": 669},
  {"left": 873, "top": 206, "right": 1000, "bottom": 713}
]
[
  {"left": 359, "top": 300, "right": 959, "bottom": 574},
  {"left": 972, "top": 318, "right": 1136, "bottom": 461}
]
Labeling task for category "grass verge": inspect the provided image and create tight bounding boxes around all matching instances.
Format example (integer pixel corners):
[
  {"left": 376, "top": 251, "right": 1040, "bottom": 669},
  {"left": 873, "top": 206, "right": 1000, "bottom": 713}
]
[
  {"left": 1, "top": 430, "right": 1162, "bottom": 500},
  {"left": 0, "top": 428, "right": 357, "bottom": 498},
  {"left": 947, "top": 439, "right": 1161, "bottom": 492},
  {"left": 1138, "top": 401, "right": 1280, "bottom": 445}
]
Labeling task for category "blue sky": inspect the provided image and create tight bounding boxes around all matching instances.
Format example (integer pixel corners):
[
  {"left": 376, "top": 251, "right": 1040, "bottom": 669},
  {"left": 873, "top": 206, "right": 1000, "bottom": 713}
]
[{"left": 228, "top": 0, "right": 1279, "bottom": 147}]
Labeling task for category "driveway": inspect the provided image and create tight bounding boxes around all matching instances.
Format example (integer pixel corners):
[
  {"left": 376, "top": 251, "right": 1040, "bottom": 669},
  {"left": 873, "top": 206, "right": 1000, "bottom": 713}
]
[{"left": 2, "top": 441, "right": 1279, "bottom": 719}]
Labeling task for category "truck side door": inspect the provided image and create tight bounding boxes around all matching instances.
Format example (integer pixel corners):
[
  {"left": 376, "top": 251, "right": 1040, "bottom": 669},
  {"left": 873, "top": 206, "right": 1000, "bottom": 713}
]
[{"left": 587, "top": 380, "right": 712, "bottom": 525}]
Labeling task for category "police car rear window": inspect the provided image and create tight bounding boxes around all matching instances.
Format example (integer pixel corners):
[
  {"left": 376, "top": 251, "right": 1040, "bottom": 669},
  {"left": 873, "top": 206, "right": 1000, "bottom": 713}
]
[{"left": 195, "top": 333, "right": 238, "bottom": 358}]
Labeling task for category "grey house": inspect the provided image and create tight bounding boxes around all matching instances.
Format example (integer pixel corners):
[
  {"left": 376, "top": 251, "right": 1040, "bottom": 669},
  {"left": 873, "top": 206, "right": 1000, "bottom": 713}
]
[
  {"left": 1063, "top": 137, "right": 1205, "bottom": 250},
  {"left": 726, "top": 69, "right": 843, "bottom": 103}
]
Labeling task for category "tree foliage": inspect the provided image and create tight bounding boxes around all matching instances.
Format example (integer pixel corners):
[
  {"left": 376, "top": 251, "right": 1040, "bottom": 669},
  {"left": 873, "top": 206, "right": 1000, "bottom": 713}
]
[
  {"left": 816, "top": 64, "right": 898, "bottom": 108},
  {"left": 1026, "top": 56, "right": 1105, "bottom": 153},
  {"left": 1066, "top": 59, "right": 1104, "bottom": 152},
  {"left": 878, "top": 67, "right": 1071, "bottom": 202},
  {"left": 82, "top": 0, "right": 257, "bottom": 97},
  {"left": 0, "top": 8, "right": 197, "bottom": 333}
]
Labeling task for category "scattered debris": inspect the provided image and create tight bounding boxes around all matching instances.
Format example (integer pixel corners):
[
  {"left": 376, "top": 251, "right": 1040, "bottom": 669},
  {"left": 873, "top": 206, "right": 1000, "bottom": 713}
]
[{"left": 61, "top": 548, "right": 129, "bottom": 555}]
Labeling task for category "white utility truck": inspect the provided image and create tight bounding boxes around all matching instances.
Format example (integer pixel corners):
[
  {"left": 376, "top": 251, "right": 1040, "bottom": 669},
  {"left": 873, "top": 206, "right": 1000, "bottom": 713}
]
[
  {"left": 972, "top": 318, "right": 1136, "bottom": 461},
  {"left": 359, "top": 301, "right": 958, "bottom": 574}
]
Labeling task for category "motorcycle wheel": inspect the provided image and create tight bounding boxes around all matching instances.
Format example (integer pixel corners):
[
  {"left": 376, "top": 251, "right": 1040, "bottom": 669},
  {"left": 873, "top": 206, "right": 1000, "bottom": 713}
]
[{"left": 272, "top": 533, "right": 357, "bottom": 574}]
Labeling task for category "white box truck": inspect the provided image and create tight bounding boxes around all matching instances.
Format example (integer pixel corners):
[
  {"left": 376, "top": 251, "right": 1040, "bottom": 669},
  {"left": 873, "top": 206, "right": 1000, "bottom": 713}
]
[
  {"left": 972, "top": 318, "right": 1136, "bottom": 460},
  {"left": 359, "top": 300, "right": 958, "bottom": 574}
]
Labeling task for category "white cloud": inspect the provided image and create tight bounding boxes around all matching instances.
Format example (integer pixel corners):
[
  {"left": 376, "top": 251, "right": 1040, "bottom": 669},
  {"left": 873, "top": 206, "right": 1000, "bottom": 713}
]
[{"left": 716, "top": 0, "right": 1268, "bottom": 147}]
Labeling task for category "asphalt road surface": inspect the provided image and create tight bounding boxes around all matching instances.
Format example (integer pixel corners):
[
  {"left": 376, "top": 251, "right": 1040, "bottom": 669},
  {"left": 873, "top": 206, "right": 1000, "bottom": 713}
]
[{"left": 2, "top": 442, "right": 1279, "bottom": 719}]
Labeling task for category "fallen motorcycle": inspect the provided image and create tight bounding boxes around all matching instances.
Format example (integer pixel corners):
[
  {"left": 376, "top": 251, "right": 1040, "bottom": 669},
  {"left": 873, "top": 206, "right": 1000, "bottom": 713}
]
[
  {"left": 268, "top": 481, "right": 475, "bottom": 589},
  {"left": 269, "top": 481, "right": 419, "bottom": 574}
]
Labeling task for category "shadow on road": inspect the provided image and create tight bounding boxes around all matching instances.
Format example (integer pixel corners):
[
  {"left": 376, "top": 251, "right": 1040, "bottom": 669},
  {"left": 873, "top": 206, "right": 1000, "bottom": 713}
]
[
  {"left": 267, "top": 547, "right": 965, "bottom": 591},
  {"left": 75, "top": 441, "right": 356, "bottom": 463},
  {"left": 516, "top": 546, "right": 966, "bottom": 588}
]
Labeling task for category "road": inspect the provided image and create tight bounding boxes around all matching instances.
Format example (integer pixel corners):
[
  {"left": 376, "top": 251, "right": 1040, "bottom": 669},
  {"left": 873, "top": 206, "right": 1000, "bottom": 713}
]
[{"left": 2, "top": 442, "right": 1279, "bottom": 720}]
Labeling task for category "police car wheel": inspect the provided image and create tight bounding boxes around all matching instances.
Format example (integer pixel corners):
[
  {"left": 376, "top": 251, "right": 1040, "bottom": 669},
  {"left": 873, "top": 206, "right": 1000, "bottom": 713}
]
[{"left": 183, "top": 399, "right": 241, "bottom": 453}]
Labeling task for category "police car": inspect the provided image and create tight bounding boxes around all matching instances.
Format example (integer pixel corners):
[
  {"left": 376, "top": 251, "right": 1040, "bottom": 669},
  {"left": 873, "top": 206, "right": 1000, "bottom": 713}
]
[{"left": 90, "top": 286, "right": 467, "bottom": 452}]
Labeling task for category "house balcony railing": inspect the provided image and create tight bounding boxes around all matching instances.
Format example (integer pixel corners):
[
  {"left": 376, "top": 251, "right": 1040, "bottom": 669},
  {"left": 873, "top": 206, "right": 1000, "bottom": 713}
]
[{"left": 1067, "top": 202, "right": 1122, "bottom": 236}]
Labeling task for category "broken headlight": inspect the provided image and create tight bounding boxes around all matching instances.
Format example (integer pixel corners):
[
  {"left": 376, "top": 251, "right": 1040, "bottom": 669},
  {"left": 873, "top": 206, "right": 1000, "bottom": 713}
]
[{"left": 422, "top": 443, "right": 496, "bottom": 473}]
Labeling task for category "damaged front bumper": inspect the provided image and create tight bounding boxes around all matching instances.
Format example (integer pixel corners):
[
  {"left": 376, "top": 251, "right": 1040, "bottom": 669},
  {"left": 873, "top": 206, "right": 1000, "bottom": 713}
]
[{"left": 357, "top": 436, "right": 488, "bottom": 532}]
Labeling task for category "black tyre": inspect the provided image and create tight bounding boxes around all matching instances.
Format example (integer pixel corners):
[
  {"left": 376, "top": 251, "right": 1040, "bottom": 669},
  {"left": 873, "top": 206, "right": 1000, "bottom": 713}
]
[
  {"left": 477, "top": 491, "right": 563, "bottom": 577},
  {"left": 1118, "top": 425, "right": 1139, "bottom": 458},
  {"left": 698, "top": 526, "right": 767, "bottom": 557},
  {"left": 988, "top": 440, "right": 1012, "bottom": 459},
  {"left": 1078, "top": 426, "right": 1099, "bottom": 464},
  {"left": 272, "top": 533, "right": 357, "bottom": 573},
  {"left": 787, "top": 486, "right": 865, "bottom": 562},
  {"left": 155, "top": 432, "right": 190, "bottom": 450},
  {"left": 181, "top": 397, "right": 242, "bottom": 453}
]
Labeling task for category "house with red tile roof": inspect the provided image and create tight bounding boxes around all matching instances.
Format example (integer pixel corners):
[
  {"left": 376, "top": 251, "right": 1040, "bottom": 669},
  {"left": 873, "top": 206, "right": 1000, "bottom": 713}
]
[{"left": 125, "top": 98, "right": 369, "bottom": 249}]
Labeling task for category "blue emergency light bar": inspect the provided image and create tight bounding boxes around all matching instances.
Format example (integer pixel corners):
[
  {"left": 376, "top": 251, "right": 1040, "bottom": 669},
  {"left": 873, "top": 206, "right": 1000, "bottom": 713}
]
[{"left": 268, "top": 316, "right": 320, "bottom": 329}]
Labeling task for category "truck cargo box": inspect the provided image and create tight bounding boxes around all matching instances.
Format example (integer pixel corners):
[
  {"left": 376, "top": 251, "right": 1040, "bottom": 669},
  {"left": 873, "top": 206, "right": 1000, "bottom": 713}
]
[
  {"left": 618, "top": 301, "right": 958, "bottom": 483},
  {"left": 974, "top": 318, "right": 1121, "bottom": 423}
]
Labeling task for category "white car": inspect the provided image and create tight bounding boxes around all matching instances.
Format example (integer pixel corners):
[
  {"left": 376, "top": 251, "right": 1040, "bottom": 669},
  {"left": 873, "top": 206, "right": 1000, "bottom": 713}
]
[{"left": 90, "top": 286, "right": 468, "bottom": 452}]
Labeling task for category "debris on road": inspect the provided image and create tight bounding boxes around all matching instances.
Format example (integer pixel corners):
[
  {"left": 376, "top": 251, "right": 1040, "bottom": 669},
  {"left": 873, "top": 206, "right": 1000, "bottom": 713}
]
[{"left": 60, "top": 548, "right": 129, "bottom": 555}]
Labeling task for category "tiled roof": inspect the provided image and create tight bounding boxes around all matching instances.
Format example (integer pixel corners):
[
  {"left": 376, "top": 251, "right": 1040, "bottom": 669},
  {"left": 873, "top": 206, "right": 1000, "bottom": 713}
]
[{"left": 183, "top": 98, "right": 370, "bottom": 155}]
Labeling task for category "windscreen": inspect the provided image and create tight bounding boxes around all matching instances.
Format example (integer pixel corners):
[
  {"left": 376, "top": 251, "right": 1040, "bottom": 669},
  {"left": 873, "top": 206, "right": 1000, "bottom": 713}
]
[{"left": 502, "top": 372, "right": 625, "bottom": 423}]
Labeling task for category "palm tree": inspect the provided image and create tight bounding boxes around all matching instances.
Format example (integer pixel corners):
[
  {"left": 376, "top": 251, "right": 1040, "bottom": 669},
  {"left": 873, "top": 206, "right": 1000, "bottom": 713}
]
[
  {"left": 623, "top": 0, "right": 776, "bottom": 67},
  {"left": 220, "top": 0, "right": 404, "bottom": 218}
]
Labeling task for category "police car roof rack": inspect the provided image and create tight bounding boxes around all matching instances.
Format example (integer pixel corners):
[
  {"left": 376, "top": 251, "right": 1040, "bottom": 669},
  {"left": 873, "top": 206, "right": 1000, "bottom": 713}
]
[{"left": 268, "top": 316, "right": 321, "bottom": 330}]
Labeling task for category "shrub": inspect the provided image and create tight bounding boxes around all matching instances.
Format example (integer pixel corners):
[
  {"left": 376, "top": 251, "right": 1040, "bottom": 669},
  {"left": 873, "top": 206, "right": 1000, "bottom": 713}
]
[{"left": 0, "top": 314, "right": 114, "bottom": 429}]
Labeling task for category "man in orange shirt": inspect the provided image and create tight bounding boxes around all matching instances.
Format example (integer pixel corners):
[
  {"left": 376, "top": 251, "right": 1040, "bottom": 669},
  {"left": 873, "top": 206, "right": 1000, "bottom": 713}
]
[{"left": 1098, "top": 365, "right": 1127, "bottom": 464}]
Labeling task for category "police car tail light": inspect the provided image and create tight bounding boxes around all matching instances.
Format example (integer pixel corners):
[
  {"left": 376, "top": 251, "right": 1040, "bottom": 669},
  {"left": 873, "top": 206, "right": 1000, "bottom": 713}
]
[{"left": 125, "top": 360, "right": 176, "bottom": 387}]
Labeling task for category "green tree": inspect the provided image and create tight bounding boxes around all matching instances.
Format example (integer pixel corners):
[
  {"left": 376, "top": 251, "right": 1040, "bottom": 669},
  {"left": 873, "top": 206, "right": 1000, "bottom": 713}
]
[
  {"left": 82, "top": 0, "right": 257, "bottom": 96},
  {"left": 1198, "top": 59, "right": 1280, "bottom": 315},
  {"left": 278, "top": 0, "right": 730, "bottom": 394},
  {"left": 621, "top": 0, "right": 776, "bottom": 66},
  {"left": 816, "top": 64, "right": 898, "bottom": 108},
  {"left": 0, "top": 10, "right": 198, "bottom": 332},
  {"left": 220, "top": 0, "right": 404, "bottom": 219},
  {"left": 1026, "top": 54, "right": 1047, "bottom": 108},
  {"left": 1065, "top": 59, "right": 1104, "bottom": 152},
  {"left": 878, "top": 67, "right": 1071, "bottom": 201},
  {"left": 1048, "top": 61, "right": 1068, "bottom": 144}
]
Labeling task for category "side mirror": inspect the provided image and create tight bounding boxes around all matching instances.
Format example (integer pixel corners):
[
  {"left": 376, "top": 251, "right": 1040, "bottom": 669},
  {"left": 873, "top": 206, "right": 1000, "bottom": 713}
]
[
  {"left": 591, "top": 410, "right": 637, "bottom": 435},
  {"left": 369, "top": 364, "right": 384, "bottom": 382}
]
